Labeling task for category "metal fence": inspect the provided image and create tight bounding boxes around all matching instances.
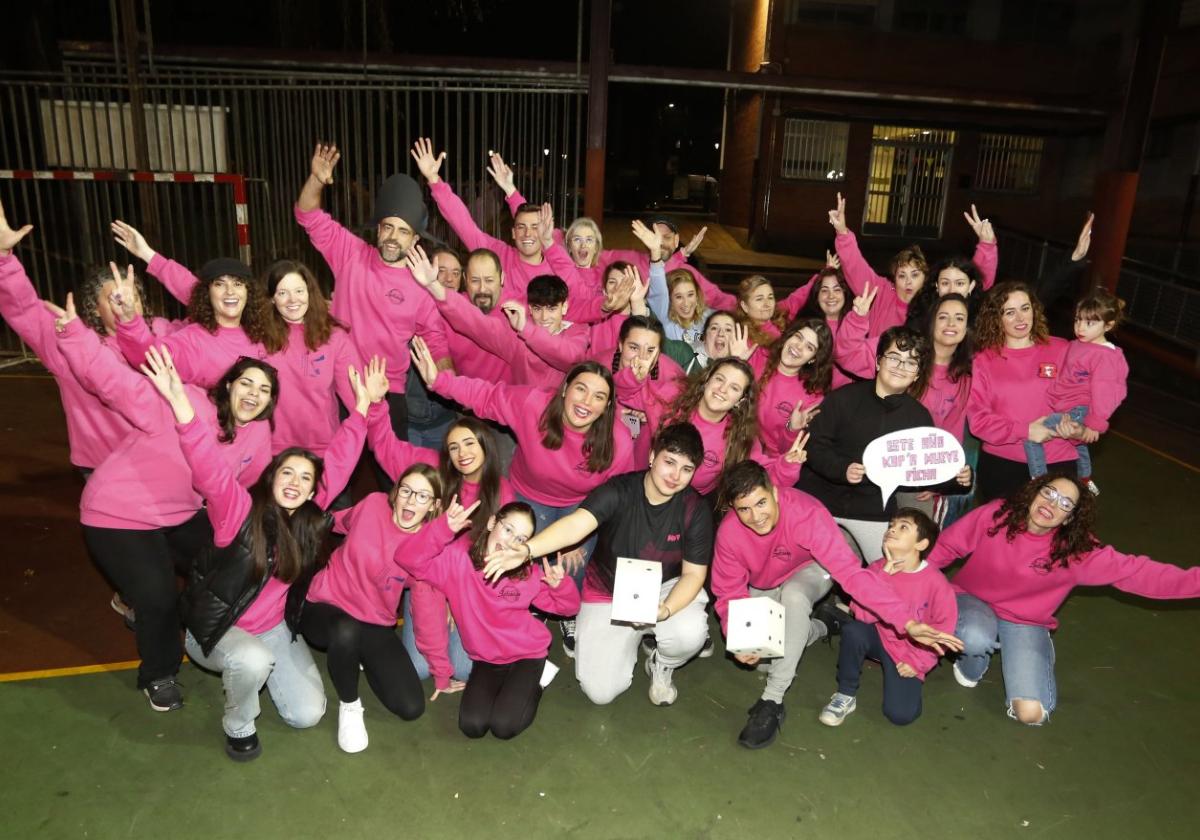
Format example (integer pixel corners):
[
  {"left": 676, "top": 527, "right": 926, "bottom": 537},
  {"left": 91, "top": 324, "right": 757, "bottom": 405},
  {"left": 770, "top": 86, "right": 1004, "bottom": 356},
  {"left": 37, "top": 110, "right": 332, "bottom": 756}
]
[{"left": 0, "top": 54, "right": 588, "bottom": 356}]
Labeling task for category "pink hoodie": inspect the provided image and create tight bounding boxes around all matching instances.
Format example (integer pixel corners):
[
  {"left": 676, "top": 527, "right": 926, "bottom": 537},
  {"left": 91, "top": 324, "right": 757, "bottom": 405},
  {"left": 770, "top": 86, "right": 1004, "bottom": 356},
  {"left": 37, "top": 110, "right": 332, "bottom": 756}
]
[
  {"left": 57, "top": 318, "right": 270, "bottom": 529},
  {"left": 929, "top": 500, "right": 1200, "bottom": 629},
  {"left": 1045, "top": 341, "right": 1128, "bottom": 433},
  {"left": 711, "top": 486, "right": 913, "bottom": 633},
  {"left": 398, "top": 542, "right": 580, "bottom": 665},
  {"left": 294, "top": 206, "right": 450, "bottom": 391},
  {"left": 177, "top": 410, "right": 367, "bottom": 634},
  {"left": 850, "top": 560, "right": 957, "bottom": 679},
  {"left": 968, "top": 339, "right": 1076, "bottom": 463},
  {"left": 431, "top": 372, "right": 635, "bottom": 507},
  {"left": 306, "top": 497, "right": 457, "bottom": 626},
  {"left": 835, "top": 230, "right": 998, "bottom": 335},
  {"left": 0, "top": 254, "right": 175, "bottom": 468}
]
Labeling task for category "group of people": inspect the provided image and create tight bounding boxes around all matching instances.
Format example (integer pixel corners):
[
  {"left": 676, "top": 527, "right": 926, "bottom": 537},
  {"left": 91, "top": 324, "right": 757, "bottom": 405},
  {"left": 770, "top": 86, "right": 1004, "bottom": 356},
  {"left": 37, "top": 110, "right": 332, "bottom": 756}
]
[{"left": 1, "top": 135, "right": 1195, "bottom": 764}]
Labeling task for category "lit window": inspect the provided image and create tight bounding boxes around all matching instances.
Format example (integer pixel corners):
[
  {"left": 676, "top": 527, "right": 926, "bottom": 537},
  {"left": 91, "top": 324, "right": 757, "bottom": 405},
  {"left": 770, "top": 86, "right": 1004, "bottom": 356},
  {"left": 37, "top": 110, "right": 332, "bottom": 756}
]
[{"left": 781, "top": 119, "right": 849, "bottom": 181}]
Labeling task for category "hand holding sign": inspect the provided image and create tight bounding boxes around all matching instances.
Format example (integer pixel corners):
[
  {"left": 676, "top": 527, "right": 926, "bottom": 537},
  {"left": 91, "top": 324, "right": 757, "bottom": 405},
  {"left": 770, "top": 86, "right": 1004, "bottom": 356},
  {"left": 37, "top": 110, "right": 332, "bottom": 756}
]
[{"left": 862, "top": 426, "right": 967, "bottom": 508}]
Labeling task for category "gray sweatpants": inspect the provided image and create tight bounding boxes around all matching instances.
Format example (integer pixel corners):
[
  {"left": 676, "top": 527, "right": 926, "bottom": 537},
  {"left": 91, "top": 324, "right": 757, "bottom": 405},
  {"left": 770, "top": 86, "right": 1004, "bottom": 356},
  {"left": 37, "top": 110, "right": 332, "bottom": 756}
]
[{"left": 749, "top": 562, "right": 833, "bottom": 704}]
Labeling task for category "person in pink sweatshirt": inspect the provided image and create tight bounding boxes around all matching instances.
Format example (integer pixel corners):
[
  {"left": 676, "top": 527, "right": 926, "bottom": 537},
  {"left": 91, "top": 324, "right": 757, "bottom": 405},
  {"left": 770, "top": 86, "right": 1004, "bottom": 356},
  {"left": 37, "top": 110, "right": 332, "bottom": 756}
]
[
  {"left": 829, "top": 193, "right": 998, "bottom": 336},
  {"left": 299, "top": 459, "right": 475, "bottom": 753},
  {"left": 397, "top": 501, "right": 580, "bottom": 739},
  {"left": 1023, "top": 289, "right": 1128, "bottom": 496},
  {"left": 929, "top": 474, "right": 1200, "bottom": 725},
  {"left": 752, "top": 318, "right": 833, "bottom": 458},
  {"left": 795, "top": 266, "right": 857, "bottom": 387},
  {"left": 294, "top": 143, "right": 452, "bottom": 442},
  {"left": 969, "top": 281, "right": 1087, "bottom": 502},
  {"left": 711, "top": 461, "right": 963, "bottom": 749},
  {"left": 818, "top": 508, "right": 957, "bottom": 728},
  {"left": 46, "top": 294, "right": 276, "bottom": 713},
  {"left": 410, "top": 336, "right": 634, "bottom": 657},
  {"left": 141, "top": 345, "right": 370, "bottom": 761}
]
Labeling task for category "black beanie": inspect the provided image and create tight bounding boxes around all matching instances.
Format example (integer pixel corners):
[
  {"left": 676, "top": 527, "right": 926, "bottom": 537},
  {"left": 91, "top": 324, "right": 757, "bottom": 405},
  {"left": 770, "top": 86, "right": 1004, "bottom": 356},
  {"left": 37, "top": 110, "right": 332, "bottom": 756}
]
[
  {"left": 199, "top": 257, "right": 253, "bottom": 283},
  {"left": 371, "top": 173, "right": 430, "bottom": 235}
]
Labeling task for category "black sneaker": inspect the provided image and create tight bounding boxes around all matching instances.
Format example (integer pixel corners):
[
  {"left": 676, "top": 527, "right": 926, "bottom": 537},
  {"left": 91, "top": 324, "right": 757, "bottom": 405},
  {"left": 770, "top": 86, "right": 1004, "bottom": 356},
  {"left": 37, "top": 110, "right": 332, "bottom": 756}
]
[
  {"left": 738, "top": 699, "right": 786, "bottom": 749},
  {"left": 560, "top": 619, "right": 577, "bottom": 659},
  {"left": 225, "top": 733, "right": 262, "bottom": 762},
  {"left": 143, "top": 677, "right": 184, "bottom": 712},
  {"left": 812, "top": 599, "right": 848, "bottom": 638}
]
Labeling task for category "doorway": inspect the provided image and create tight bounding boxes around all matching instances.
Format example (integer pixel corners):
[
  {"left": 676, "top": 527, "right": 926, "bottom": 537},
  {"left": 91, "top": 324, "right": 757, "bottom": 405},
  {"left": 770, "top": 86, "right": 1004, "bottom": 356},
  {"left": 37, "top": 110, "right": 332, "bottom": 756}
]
[{"left": 862, "top": 125, "right": 957, "bottom": 239}]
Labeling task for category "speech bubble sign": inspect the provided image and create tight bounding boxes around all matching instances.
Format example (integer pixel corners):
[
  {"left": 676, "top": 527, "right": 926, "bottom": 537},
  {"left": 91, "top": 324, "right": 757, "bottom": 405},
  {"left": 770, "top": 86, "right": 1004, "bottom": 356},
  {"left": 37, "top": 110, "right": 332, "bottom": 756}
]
[{"left": 862, "top": 425, "right": 966, "bottom": 509}]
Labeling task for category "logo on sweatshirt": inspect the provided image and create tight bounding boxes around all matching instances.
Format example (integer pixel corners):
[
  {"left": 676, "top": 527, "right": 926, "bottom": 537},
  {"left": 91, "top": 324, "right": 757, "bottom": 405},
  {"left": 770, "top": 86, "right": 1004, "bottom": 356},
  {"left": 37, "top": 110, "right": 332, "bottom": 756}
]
[
  {"left": 771, "top": 546, "right": 792, "bottom": 562},
  {"left": 308, "top": 353, "right": 327, "bottom": 377},
  {"left": 385, "top": 289, "right": 406, "bottom": 305},
  {"left": 775, "top": 401, "right": 792, "bottom": 418},
  {"left": 702, "top": 449, "right": 719, "bottom": 468},
  {"left": 499, "top": 585, "right": 521, "bottom": 602},
  {"left": 1037, "top": 362, "right": 1058, "bottom": 379},
  {"left": 667, "top": 533, "right": 681, "bottom": 543}
]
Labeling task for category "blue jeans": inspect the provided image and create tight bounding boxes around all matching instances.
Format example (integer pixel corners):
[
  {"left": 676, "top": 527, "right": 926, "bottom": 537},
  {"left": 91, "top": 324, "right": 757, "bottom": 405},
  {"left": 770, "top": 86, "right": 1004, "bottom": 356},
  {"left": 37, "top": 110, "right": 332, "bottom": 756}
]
[
  {"left": 1023, "top": 405, "right": 1092, "bottom": 479},
  {"left": 954, "top": 593, "right": 1057, "bottom": 723},
  {"left": 399, "top": 590, "right": 473, "bottom": 683},
  {"left": 516, "top": 493, "right": 598, "bottom": 591}
]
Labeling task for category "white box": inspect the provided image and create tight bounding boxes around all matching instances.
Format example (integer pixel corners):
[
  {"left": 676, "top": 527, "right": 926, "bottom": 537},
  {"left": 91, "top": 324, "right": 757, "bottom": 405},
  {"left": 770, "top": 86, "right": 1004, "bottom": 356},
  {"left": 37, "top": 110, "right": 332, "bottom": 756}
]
[
  {"left": 610, "top": 557, "right": 663, "bottom": 625},
  {"left": 726, "top": 597, "right": 786, "bottom": 658}
]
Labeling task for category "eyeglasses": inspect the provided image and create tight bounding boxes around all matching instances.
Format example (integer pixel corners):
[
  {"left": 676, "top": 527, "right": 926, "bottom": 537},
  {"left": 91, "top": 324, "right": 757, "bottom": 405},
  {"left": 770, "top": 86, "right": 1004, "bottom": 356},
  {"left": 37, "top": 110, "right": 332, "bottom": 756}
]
[
  {"left": 570, "top": 236, "right": 597, "bottom": 246},
  {"left": 1038, "top": 485, "right": 1076, "bottom": 513},
  {"left": 882, "top": 353, "right": 920, "bottom": 372},
  {"left": 497, "top": 521, "right": 529, "bottom": 546},
  {"left": 395, "top": 486, "right": 433, "bottom": 505}
]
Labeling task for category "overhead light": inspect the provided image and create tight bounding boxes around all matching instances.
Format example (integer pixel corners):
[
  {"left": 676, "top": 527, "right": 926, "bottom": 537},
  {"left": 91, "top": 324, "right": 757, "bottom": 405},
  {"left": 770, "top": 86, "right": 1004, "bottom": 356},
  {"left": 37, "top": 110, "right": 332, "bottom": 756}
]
[
  {"left": 668, "top": 103, "right": 675, "bottom": 109},
  {"left": 714, "top": 142, "right": 720, "bottom": 150},
  {"left": 543, "top": 148, "right": 549, "bottom": 156}
]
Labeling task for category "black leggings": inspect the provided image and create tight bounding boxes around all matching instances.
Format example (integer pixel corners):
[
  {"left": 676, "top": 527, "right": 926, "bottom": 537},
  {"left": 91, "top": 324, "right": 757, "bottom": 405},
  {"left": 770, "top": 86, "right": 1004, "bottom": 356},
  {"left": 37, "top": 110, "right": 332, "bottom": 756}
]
[
  {"left": 976, "top": 450, "right": 1078, "bottom": 503},
  {"left": 82, "top": 512, "right": 212, "bottom": 689},
  {"left": 300, "top": 600, "right": 424, "bottom": 720},
  {"left": 458, "top": 657, "right": 546, "bottom": 740}
]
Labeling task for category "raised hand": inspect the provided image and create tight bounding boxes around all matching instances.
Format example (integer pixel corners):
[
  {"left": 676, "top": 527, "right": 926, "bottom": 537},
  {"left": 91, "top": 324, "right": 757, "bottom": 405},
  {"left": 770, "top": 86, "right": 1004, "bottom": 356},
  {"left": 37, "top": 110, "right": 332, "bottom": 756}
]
[
  {"left": 311, "top": 143, "right": 341, "bottom": 186},
  {"left": 410, "top": 138, "right": 445, "bottom": 184},
  {"left": 627, "top": 265, "right": 648, "bottom": 308},
  {"left": 904, "top": 621, "right": 964, "bottom": 656},
  {"left": 537, "top": 202, "right": 556, "bottom": 249},
  {"left": 363, "top": 356, "right": 389, "bottom": 403},
  {"left": 963, "top": 204, "right": 995, "bottom": 244},
  {"left": 348, "top": 365, "right": 371, "bottom": 417},
  {"left": 541, "top": 557, "right": 565, "bottom": 589},
  {"left": 42, "top": 292, "right": 78, "bottom": 333},
  {"left": 783, "top": 430, "right": 810, "bottom": 465},
  {"left": 603, "top": 272, "right": 635, "bottom": 313},
  {"left": 140, "top": 345, "right": 193, "bottom": 422},
  {"left": 107, "top": 261, "right": 139, "bottom": 323},
  {"left": 404, "top": 245, "right": 442, "bottom": 298},
  {"left": 445, "top": 495, "right": 482, "bottom": 534},
  {"left": 729, "top": 321, "right": 753, "bottom": 360},
  {"left": 852, "top": 280, "right": 878, "bottom": 317},
  {"left": 110, "top": 220, "right": 156, "bottom": 263},
  {"left": 828, "top": 192, "right": 848, "bottom": 235},
  {"left": 825, "top": 250, "right": 841, "bottom": 271},
  {"left": 787, "top": 403, "right": 819, "bottom": 433},
  {"left": 0, "top": 198, "right": 34, "bottom": 254},
  {"left": 501, "top": 300, "right": 527, "bottom": 333},
  {"left": 482, "top": 544, "right": 532, "bottom": 583},
  {"left": 681, "top": 225, "right": 708, "bottom": 258},
  {"left": 630, "top": 219, "right": 662, "bottom": 262},
  {"left": 487, "top": 150, "right": 516, "bottom": 196},
  {"left": 1071, "top": 211, "right": 1094, "bottom": 262},
  {"left": 409, "top": 335, "right": 440, "bottom": 388}
]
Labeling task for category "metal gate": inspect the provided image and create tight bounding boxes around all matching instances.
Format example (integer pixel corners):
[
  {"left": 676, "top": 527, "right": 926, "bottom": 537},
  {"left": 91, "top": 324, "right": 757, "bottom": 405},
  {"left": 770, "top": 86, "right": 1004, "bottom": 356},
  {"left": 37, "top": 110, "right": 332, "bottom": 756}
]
[{"left": 862, "top": 125, "right": 956, "bottom": 239}]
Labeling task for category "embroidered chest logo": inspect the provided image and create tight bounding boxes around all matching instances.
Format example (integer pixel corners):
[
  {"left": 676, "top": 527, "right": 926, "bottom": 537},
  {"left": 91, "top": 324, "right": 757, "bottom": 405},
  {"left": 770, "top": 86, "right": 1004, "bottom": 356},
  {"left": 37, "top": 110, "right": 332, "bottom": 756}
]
[
  {"left": 385, "top": 289, "right": 406, "bottom": 305},
  {"left": 770, "top": 546, "right": 791, "bottom": 562},
  {"left": 774, "top": 401, "right": 792, "bottom": 419},
  {"left": 702, "top": 449, "right": 720, "bottom": 468},
  {"left": 1037, "top": 363, "right": 1058, "bottom": 379},
  {"left": 498, "top": 585, "right": 521, "bottom": 603},
  {"left": 308, "top": 353, "right": 327, "bottom": 378}
]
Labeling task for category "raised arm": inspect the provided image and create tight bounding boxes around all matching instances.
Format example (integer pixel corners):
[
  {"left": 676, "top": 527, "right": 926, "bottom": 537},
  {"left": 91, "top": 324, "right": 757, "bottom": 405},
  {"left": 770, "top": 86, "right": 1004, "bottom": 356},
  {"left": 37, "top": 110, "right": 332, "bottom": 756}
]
[
  {"left": 364, "top": 357, "right": 438, "bottom": 481},
  {"left": 411, "top": 335, "right": 524, "bottom": 430},
  {"left": 1075, "top": 546, "right": 1200, "bottom": 599},
  {"left": 832, "top": 285, "right": 880, "bottom": 379},
  {"left": 298, "top": 143, "right": 340, "bottom": 213},
  {"left": 414, "top": 138, "right": 506, "bottom": 254},
  {"left": 0, "top": 251, "right": 69, "bottom": 377},
  {"left": 111, "top": 220, "right": 196, "bottom": 305},
  {"left": 829, "top": 193, "right": 890, "bottom": 296},
  {"left": 314, "top": 364, "right": 372, "bottom": 509},
  {"left": 962, "top": 204, "right": 998, "bottom": 291},
  {"left": 480, "top": 507, "right": 600, "bottom": 583}
]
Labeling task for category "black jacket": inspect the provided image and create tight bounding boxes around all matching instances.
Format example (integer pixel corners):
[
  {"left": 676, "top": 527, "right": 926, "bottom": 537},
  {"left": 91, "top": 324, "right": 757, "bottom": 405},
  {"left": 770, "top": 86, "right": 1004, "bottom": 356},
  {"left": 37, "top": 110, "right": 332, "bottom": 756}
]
[{"left": 798, "top": 379, "right": 966, "bottom": 521}]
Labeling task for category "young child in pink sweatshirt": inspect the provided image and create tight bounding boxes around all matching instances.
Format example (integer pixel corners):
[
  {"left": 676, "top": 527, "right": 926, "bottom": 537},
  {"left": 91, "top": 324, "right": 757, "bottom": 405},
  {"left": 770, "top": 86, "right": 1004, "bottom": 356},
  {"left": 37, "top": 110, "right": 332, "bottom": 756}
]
[
  {"left": 397, "top": 501, "right": 580, "bottom": 739},
  {"left": 1023, "top": 289, "right": 1128, "bottom": 495},
  {"left": 818, "top": 508, "right": 957, "bottom": 728}
]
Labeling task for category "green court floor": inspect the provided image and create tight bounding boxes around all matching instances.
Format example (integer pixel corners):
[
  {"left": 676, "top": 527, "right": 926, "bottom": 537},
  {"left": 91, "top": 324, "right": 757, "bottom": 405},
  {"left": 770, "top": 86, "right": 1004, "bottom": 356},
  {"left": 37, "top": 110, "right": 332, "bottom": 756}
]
[{"left": 2, "top": 435, "right": 1197, "bottom": 839}]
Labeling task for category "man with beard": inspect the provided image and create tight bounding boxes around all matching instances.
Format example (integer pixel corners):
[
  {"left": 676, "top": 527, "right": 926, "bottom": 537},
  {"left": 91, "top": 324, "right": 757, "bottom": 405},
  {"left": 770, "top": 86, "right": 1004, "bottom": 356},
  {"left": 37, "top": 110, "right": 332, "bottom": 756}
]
[{"left": 295, "top": 143, "right": 452, "bottom": 441}]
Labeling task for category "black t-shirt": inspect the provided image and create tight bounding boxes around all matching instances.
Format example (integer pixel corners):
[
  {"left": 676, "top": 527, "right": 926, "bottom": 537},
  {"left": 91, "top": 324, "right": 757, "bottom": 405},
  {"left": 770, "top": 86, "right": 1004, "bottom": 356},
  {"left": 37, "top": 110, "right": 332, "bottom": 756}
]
[{"left": 579, "top": 470, "right": 715, "bottom": 597}]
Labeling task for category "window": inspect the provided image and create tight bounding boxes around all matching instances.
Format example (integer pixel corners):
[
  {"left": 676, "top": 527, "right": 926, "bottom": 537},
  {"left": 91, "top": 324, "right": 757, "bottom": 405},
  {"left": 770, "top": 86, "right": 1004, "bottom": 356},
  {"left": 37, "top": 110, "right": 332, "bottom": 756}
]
[
  {"left": 893, "top": 0, "right": 966, "bottom": 35},
  {"left": 784, "top": 0, "right": 877, "bottom": 29},
  {"left": 975, "top": 133, "right": 1044, "bottom": 192},
  {"left": 781, "top": 119, "right": 849, "bottom": 181}
]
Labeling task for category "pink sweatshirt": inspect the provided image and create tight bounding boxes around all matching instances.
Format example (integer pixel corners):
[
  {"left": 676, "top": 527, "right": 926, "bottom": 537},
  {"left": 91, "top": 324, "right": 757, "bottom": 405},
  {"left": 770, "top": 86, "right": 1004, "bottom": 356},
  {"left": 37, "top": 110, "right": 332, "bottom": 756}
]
[
  {"left": 0, "top": 254, "right": 172, "bottom": 468},
  {"left": 306, "top": 497, "right": 457, "bottom": 626},
  {"left": 1045, "top": 341, "right": 1128, "bottom": 433},
  {"left": 968, "top": 339, "right": 1076, "bottom": 463},
  {"left": 177, "top": 410, "right": 367, "bottom": 634},
  {"left": 711, "top": 486, "right": 913, "bottom": 633},
  {"left": 266, "top": 322, "right": 361, "bottom": 455},
  {"left": 437, "top": 296, "right": 514, "bottom": 384},
  {"left": 57, "top": 318, "right": 270, "bottom": 529},
  {"left": 431, "top": 372, "right": 635, "bottom": 507},
  {"left": 294, "top": 206, "right": 450, "bottom": 391},
  {"left": 117, "top": 314, "right": 268, "bottom": 388},
  {"left": 929, "top": 500, "right": 1200, "bottom": 629},
  {"left": 836, "top": 230, "right": 998, "bottom": 335},
  {"left": 850, "top": 560, "right": 957, "bottom": 679},
  {"left": 398, "top": 542, "right": 580, "bottom": 664},
  {"left": 754, "top": 370, "right": 825, "bottom": 458}
]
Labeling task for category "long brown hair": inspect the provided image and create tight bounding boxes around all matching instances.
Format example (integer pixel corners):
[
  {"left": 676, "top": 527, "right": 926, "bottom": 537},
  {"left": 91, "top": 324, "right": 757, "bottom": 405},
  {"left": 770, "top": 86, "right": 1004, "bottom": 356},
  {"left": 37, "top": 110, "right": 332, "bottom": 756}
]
[
  {"left": 438, "top": 417, "right": 503, "bottom": 542},
  {"left": 187, "top": 272, "right": 272, "bottom": 342},
  {"left": 209, "top": 358, "right": 280, "bottom": 443},
  {"left": 733, "top": 275, "right": 788, "bottom": 347},
  {"left": 468, "top": 502, "right": 536, "bottom": 581},
  {"left": 911, "top": 293, "right": 973, "bottom": 401},
  {"left": 798, "top": 267, "right": 852, "bottom": 324},
  {"left": 260, "top": 260, "right": 346, "bottom": 353},
  {"left": 974, "top": 281, "right": 1049, "bottom": 353},
  {"left": 663, "top": 358, "right": 759, "bottom": 468},
  {"left": 758, "top": 318, "right": 833, "bottom": 396},
  {"left": 538, "top": 362, "right": 618, "bottom": 473},
  {"left": 247, "top": 447, "right": 331, "bottom": 582},
  {"left": 987, "top": 475, "right": 1098, "bottom": 571}
]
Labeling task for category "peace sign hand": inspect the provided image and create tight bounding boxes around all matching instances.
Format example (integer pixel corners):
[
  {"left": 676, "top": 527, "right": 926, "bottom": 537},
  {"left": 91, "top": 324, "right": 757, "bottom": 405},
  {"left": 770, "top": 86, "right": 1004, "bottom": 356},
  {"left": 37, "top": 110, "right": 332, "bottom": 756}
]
[
  {"left": 107, "top": 261, "right": 139, "bottom": 323},
  {"left": 852, "top": 281, "right": 878, "bottom": 317},
  {"left": 963, "top": 204, "right": 995, "bottom": 244},
  {"left": 828, "top": 192, "right": 848, "bottom": 235},
  {"left": 783, "top": 430, "right": 810, "bottom": 465},
  {"left": 42, "top": 292, "right": 78, "bottom": 334}
]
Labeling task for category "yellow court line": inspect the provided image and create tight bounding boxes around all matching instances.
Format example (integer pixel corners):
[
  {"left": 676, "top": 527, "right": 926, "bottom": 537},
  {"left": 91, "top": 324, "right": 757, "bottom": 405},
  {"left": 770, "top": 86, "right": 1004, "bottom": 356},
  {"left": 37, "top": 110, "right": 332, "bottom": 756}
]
[
  {"left": 0, "top": 659, "right": 141, "bottom": 683},
  {"left": 1110, "top": 429, "right": 1200, "bottom": 475}
]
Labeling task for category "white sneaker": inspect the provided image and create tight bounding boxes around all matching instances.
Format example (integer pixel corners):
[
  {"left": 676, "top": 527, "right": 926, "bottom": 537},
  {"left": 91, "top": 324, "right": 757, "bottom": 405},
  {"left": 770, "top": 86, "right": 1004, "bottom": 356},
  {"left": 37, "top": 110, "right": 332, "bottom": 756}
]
[
  {"left": 644, "top": 651, "right": 678, "bottom": 706},
  {"left": 952, "top": 661, "right": 979, "bottom": 688},
  {"left": 818, "top": 692, "right": 857, "bottom": 727},
  {"left": 338, "top": 699, "right": 368, "bottom": 753}
]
